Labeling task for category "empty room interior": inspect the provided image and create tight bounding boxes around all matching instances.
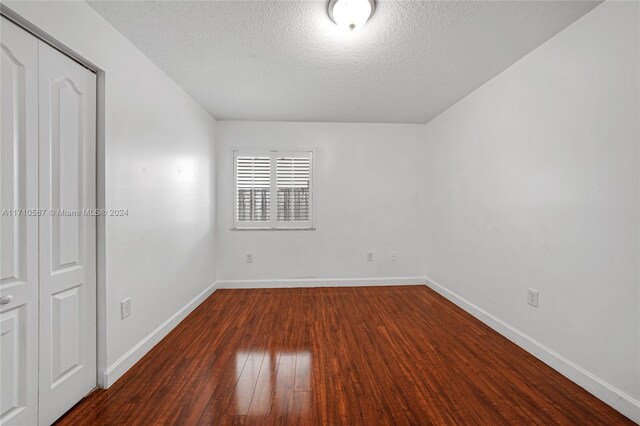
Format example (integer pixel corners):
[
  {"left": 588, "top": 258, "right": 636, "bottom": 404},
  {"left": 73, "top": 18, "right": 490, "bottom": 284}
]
[{"left": 0, "top": 0, "right": 638, "bottom": 424}]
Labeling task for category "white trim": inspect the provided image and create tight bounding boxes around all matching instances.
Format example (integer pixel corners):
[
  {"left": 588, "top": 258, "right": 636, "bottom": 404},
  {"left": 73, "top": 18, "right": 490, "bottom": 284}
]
[
  {"left": 1, "top": 6, "right": 109, "bottom": 391},
  {"left": 230, "top": 227, "right": 316, "bottom": 231},
  {"left": 102, "top": 282, "right": 218, "bottom": 388},
  {"left": 217, "top": 277, "right": 426, "bottom": 289},
  {"left": 99, "top": 276, "right": 639, "bottom": 423},
  {"left": 425, "top": 277, "right": 640, "bottom": 423}
]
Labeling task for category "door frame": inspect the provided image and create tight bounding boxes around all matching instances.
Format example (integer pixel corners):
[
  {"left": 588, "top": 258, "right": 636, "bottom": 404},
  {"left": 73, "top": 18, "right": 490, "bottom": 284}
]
[{"left": 1, "top": 6, "right": 108, "bottom": 389}]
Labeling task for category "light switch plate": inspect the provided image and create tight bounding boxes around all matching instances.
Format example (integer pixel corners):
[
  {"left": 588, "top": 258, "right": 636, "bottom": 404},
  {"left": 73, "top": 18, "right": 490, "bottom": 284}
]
[{"left": 121, "top": 298, "right": 132, "bottom": 319}]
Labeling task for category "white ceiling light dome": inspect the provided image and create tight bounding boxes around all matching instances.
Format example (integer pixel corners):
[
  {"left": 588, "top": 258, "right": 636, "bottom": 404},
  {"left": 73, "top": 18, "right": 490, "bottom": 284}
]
[{"left": 328, "top": 0, "right": 375, "bottom": 31}]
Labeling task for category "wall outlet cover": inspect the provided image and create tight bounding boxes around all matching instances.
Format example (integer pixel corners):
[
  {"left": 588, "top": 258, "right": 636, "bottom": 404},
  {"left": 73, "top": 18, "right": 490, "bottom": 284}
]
[{"left": 527, "top": 289, "right": 539, "bottom": 308}]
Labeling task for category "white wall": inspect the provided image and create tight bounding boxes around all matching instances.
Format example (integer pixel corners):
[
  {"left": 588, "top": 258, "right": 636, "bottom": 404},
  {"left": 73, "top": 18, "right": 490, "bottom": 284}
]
[
  {"left": 3, "top": 1, "right": 217, "bottom": 385},
  {"left": 422, "top": 0, "right": 639, "bottom": 417},
  {"left": 215, "top": 121, "right": 426, "bottom": 284}
]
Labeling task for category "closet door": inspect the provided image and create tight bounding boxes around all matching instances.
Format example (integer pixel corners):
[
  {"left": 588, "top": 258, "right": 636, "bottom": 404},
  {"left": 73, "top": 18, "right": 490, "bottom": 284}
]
[
  {"left": 0, "top": 17, "right": 39, "bottom": 426},
  {"left": 37, "top": 41, "right": 97, "bottom": 425}
]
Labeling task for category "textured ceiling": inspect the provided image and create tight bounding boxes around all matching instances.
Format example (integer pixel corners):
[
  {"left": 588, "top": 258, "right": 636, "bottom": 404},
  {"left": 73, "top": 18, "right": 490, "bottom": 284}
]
[{"left": 88, "top": 0, "right": 601, "bottom": 123}]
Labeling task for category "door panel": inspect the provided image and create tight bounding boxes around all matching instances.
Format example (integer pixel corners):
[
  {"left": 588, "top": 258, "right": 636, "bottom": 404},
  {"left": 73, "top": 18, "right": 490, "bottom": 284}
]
[
  {"left": 0, "top": 307, "right": 27, "bottom": 421},
  {"left": 38, "top": 41, "right": 96, "bottom": 425},
  {"left": 50, "top": 77, "right": 82, "bottom": 271},
  {"left": 51, "top": 286, "right": 82, "bottom": 386},
  {"left": 0, "top": 17, "right": 39, "bottom": 426}
]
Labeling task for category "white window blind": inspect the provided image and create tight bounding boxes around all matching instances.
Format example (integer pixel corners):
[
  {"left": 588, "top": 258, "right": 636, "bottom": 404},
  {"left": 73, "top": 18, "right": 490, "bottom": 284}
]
[
  {"left": 236, "top": 156, "right": 270, "bottom": 222},
  {"left": 234, "top": 151, "right": 313, "bottom": 229},
  {"left": 277, "top": 157, "right": 310, "bottom": 222}
]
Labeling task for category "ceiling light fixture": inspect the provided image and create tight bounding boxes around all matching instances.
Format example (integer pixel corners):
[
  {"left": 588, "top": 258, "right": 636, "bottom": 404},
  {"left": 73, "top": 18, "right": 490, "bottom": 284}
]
[{"left": 328, "top": 0, "right": 375, "bottom": 32}]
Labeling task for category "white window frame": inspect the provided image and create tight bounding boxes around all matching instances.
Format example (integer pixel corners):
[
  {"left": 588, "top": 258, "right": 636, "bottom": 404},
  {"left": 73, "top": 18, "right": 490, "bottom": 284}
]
[{"left": 233, "top": 149, "right": 314, "bottom": 230}]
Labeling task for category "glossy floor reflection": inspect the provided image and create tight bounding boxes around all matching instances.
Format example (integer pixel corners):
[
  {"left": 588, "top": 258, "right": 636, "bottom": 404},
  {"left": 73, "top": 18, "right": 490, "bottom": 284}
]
[
  {"left": 230, "top": 351, "right": 311, "bottom": 418},
  {"left": 56, "top": 287, "right": 633, "bottom": 425}
]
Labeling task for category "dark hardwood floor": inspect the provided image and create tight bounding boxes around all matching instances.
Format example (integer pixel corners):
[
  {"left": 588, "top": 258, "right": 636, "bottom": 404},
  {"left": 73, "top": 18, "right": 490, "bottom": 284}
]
[{"left": 56, "top": 286, "right": 633, "bottom": 425}]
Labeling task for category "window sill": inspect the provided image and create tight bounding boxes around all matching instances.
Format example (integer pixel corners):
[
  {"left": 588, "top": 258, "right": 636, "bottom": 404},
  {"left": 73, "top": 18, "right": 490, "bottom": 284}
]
[{"left": 231, "top": 227, "right": 316, "bottom": 231}]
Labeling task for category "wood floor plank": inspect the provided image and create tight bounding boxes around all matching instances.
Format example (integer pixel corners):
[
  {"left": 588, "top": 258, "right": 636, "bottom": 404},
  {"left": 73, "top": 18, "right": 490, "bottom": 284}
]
[{"left": 55, "top": 286, "right": 634, "bottom": 425}]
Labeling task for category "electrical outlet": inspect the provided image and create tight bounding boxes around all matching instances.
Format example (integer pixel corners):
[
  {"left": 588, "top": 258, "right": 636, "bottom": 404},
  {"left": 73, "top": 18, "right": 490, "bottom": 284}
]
[
  {"left": 121, "top": 298, "right": 131, "bottom": 319},
  {"left": 245, "top": 253, "right": 253, "bottom": 263},
  {"left": 391, "top": 252, "right": 398, "bottom": 262},
  {"left": 527, "top": 289, "right": 539, "bottom": 308},
  {"left": 366, "top": 252, "right": 375, "bottom": 262}
]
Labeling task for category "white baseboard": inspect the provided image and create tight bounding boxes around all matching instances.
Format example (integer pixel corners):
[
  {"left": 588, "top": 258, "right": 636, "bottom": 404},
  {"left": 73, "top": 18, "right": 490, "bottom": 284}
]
[
  {"left": 216, "top": 276, "right": 427, "bottom": 289},
  {"left": 100, "top": 276, "right": 639, "bottom": 423},
  {"left": 425, "top": 277, "right": 640, "bottom": 423},
  {"left": 102, "top": 282, "right": 218, "bottom": 388}
]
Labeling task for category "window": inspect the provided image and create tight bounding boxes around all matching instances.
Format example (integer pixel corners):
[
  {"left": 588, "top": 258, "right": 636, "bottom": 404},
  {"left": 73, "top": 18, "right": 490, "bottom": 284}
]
[{"left": 234, "top": 150, "right": 313, "bottom": 229}]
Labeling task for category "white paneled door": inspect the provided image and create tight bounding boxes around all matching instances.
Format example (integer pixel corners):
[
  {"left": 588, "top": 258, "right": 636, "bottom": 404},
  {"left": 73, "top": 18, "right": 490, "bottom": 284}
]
[
  {"left": 0, "top": 17, "right": 39, "bottom": 426},
  {"left": 0, "top": 17, "right": 97, "bottom": 426},
  {"left": 37, "top": 37, "right": 97, "bottom": 426}
]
